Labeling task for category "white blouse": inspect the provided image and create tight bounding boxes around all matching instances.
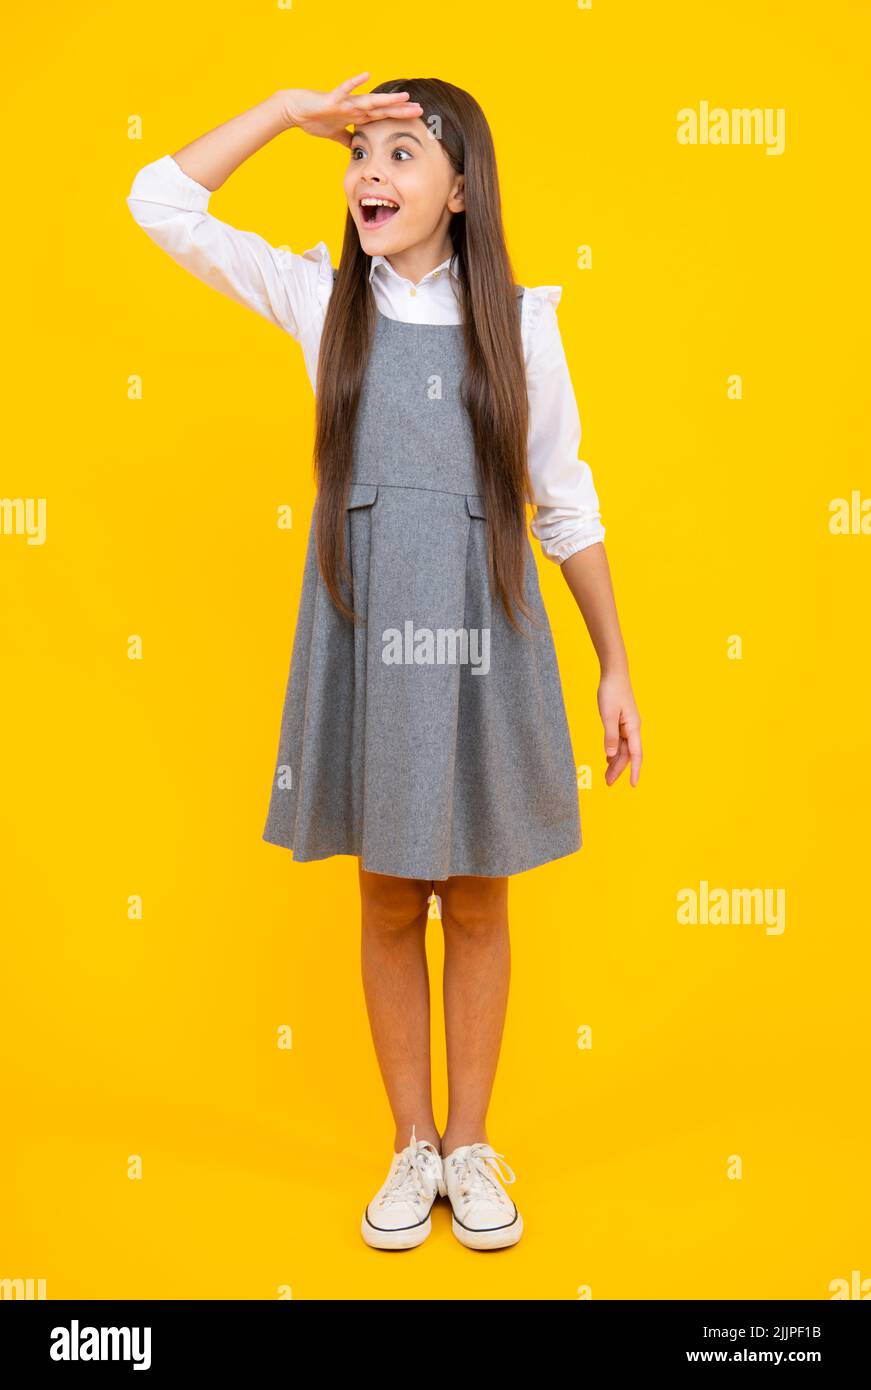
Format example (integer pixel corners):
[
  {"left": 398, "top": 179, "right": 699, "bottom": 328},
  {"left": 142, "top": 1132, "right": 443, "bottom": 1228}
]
[{"left": 126, "top": 154, "right": 606, "bottom": 563}]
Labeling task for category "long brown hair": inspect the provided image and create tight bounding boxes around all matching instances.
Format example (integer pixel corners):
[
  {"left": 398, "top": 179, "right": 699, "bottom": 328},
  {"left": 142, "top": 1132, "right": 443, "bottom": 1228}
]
[{"left": 314, "top": 76, "right": 535, "bottom": 633}]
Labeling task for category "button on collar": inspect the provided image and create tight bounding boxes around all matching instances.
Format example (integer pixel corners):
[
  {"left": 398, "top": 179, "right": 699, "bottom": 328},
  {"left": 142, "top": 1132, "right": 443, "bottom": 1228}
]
[{"left": 369, "top": 253, "right": 455, "bottom": 291}]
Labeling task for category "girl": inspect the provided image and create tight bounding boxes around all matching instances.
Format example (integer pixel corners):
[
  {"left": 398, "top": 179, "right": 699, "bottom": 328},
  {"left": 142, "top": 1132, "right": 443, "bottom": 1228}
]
[{"left": 127, "top": 73, "right": 642, "bottom": 1252}]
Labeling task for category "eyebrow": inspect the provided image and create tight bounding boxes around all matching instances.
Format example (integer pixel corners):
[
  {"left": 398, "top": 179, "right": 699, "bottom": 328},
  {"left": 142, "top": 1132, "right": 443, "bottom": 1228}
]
[{"left": 350, "top": 129, "right": 425, "bottom": 148}]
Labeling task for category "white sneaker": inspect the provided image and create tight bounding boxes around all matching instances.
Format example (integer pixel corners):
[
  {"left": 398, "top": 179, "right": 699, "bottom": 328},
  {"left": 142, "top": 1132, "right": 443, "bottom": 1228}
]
[
  {"left": 443, "top": 1141, "right": 523, "bottom": 1249},
  {"left": 361, "top": 1126, "right": 447, "bottom": 1250}
]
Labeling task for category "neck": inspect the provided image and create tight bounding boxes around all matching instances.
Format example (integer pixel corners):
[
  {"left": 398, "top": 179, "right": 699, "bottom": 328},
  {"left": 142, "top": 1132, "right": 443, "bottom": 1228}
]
[{"left": 382, "top": 233, "right": 454, "bottom": 288}]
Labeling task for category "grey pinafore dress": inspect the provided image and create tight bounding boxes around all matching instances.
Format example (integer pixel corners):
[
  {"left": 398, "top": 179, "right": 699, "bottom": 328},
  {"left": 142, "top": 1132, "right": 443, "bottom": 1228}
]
[{"left": 262, "top": 284, "right": 582, "bottom": 880}]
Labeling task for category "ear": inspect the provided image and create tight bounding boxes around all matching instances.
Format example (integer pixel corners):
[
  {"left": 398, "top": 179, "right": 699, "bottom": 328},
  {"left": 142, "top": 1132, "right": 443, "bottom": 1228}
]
[{"left": 448, "top": 175, "right": 465, "bottom": 214}]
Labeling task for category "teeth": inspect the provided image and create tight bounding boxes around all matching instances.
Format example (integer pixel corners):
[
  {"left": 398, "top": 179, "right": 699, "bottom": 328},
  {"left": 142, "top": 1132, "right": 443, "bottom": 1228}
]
[{"left": 360, "top": 197, "right": 399, "bottom": 208}]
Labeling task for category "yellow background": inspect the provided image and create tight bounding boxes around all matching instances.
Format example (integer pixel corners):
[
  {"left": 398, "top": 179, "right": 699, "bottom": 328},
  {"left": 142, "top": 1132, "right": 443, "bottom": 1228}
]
[{"left": 1, "top": 0, "right": 868, "bottom": 1300}]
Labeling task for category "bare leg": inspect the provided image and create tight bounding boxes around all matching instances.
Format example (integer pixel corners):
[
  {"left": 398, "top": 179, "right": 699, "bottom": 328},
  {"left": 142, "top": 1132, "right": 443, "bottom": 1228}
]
[
  {"left": 436, "top": 874, "right": 510, "bottom": 1154},
  {"left": 358, "top": 863, "right": 440, "bottom": 1152}
]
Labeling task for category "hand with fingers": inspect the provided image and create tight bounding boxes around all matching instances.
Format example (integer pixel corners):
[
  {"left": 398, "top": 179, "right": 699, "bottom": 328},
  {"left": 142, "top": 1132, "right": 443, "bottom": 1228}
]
[
  {"left": 279, "top": 72, "right": 424, "bottom": 145},
  {"left": 597, "top": 670, "right": 643, "bottom": 788}
]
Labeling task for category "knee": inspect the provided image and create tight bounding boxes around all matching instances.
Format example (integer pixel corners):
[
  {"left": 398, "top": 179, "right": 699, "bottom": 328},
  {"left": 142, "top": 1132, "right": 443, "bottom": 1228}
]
[
  {"left": 359, "top": 868, "right": 432, "bottom": 937},
  {"left": 439, "top": 877, "right": 508, "bottom": 939}
]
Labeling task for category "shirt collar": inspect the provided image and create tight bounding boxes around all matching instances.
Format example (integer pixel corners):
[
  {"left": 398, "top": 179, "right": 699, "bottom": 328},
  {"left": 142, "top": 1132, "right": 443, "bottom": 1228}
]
[{"left": 368, "top": 251, "right": 459, "bottom": 290}]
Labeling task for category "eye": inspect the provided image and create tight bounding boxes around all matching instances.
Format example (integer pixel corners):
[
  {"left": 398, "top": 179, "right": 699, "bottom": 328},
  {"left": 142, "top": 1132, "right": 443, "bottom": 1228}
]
[{"left": 350, "top": 145, "right": 412, "bottom": 161}]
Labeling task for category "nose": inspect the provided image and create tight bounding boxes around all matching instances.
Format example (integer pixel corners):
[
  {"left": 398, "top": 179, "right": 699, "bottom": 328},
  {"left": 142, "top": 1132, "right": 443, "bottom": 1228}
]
[
  {"left": 360, "top": 171, "right": 393, "bottom": 199},
  {"left": 360, "top": 155, "right": 390, "bottom": 186}
]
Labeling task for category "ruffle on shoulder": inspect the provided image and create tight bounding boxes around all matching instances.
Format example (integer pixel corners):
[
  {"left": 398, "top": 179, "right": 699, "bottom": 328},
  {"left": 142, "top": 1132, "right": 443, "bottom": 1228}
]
[
  {"left": 524, "top": 283, "right": 563, "bottom": 309},
  {"left": 300, "top": 240, "right": 335, "bottom": 310},
  {"left": 519, "top": 284, "right": 564, "bottom": 367}
]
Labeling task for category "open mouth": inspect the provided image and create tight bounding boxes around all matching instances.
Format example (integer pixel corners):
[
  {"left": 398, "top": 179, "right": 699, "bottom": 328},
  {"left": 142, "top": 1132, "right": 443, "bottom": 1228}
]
[{"left": 360, "top": 197, "right": 401, "bottom": 228}]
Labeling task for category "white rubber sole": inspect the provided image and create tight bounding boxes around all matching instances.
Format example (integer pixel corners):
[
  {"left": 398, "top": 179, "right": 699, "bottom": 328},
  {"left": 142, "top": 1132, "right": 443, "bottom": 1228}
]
[
  {"left": 361, "top": 1209, "right": 433, "bottom": 1250},
  {"left": 451, "top": 1209, "right": 524, "bottom": 1250}
]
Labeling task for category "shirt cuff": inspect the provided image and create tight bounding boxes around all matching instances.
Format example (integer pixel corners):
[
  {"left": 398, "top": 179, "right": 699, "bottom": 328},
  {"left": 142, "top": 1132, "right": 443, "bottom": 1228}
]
[
  {"left": 127, "top": 153, "right": 212, "bottom": 212},
  {"left": 553, "top": 528, "right": 606, "bottom": 563},
  {"left": 534, "top": 524, "right": 606, "bottom": 564}
]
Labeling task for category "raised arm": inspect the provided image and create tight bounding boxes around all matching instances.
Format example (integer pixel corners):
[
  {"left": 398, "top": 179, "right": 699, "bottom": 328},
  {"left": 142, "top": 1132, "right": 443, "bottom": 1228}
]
[
  {"left": 125, "top": 76, "right": 424, "bottom": 339},
  {"left": 169, "top": 90, "right": 292, "bottom": 192}
]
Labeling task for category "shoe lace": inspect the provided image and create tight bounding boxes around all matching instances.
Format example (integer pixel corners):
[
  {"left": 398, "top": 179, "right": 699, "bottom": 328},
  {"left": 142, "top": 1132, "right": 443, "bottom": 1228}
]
[
  {"left": 379, "top": 1126, "right": 441, "bottom": 1209},
  {"left": 452, "top": 1144, "right": 516, "bottom": 1207}
]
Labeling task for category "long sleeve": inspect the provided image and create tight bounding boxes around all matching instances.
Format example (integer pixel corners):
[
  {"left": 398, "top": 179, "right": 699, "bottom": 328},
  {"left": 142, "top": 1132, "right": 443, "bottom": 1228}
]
[
  {"left": 522, "top": 285, "right": 606, "bottom": 563},
  {"left": 125, "top": 153, "right": 333, "bottom": 342}
]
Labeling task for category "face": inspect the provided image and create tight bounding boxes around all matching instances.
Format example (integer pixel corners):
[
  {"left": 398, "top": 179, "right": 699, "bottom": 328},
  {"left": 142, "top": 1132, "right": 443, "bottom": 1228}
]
[{"left": 344, "top": 116, "right": 465, "bottom": 259}]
